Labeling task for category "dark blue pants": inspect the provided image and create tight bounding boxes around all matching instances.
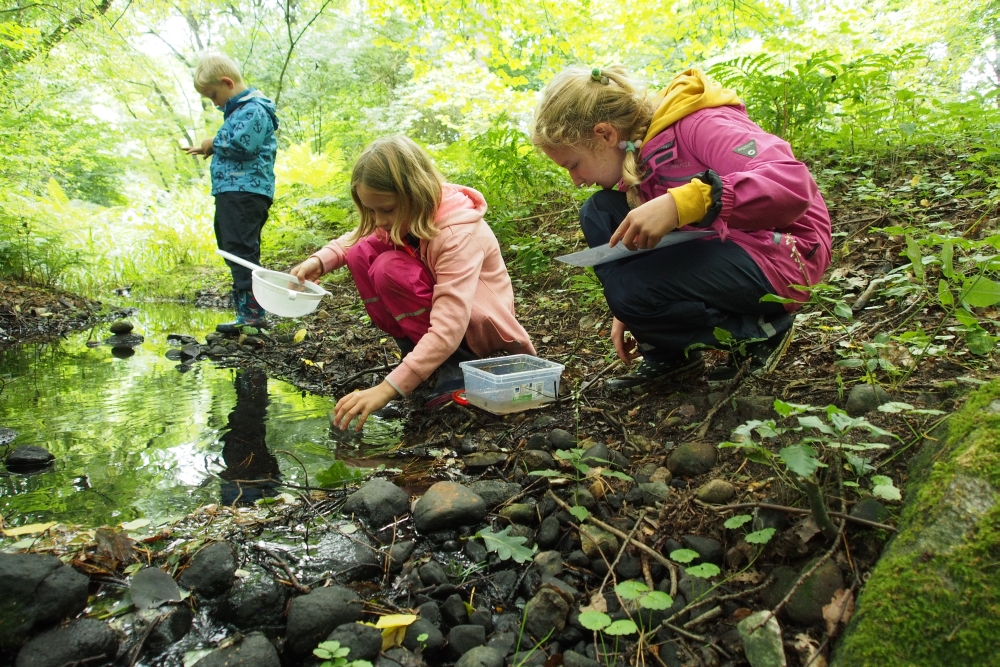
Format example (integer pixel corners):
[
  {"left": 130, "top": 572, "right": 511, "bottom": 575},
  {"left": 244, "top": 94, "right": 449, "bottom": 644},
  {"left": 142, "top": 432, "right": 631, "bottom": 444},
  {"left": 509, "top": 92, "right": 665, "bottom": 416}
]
[
  {"left": 581, "top": 190, "right": 791, "bottom": 360},
  {"left": 214, "top": 192, "right": 271, "bottom": 291}
]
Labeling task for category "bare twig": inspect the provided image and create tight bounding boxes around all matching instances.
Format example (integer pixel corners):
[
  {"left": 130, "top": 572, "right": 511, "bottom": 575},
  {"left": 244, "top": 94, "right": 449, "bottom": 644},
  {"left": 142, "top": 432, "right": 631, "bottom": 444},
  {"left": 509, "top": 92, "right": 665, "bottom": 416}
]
[
  {"left": 599, "top": 510, "right": 646, "bottom": 593},
  {"left": 698, "top": 500, "right": 897, "bottom": 532},
  {"left": 255, "top": 545, "right": 310, "bottom": 594}
]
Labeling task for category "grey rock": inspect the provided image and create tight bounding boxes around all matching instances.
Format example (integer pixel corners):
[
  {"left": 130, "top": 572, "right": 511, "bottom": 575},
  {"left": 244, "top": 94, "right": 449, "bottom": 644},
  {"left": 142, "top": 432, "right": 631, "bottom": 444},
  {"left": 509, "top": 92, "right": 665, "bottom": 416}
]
[
  {"left": 533, "top": 551, "right": 563, "bottom": 578},
  {"left": 110, "top": 320, "right": 134, "bottom": 334},
  {"left": 467, "top": 481, "right": 522, "bottom": 508},
  {"left": 0, "top": 427, "right": 18, "bottom": 446},
  {"left": 413, "top": 482, "right": 488, "bottom": 533},
  {"left": 764, "top": 561, "right": 844, "bottom": 625},
  {"left": 696, "top": 479, "right": 737, "bottom": 504},
  {"left": 519, "top": 450, "right": 555, "bottom": 472},
  {"left": 449, "top": 624, "right": 486, "bottom": 656},
  {"left": 403, "top": 618, "right": 445, "bottom": 652},
  {"left": 735, "top": 396, "right": 776, "bottom": 421},
  {"left": 178, "top": 542, "right": 237, "bottom": 597},
  {"left": 508, "top": 648, "right": 547, "bottom": 666},
  {"left": 194, "top": 633, "right": 279, "bottom": 667},
  {"left": 327, "top": 622, "right": 383, "bottom": 661},
  {"left": 679, "top": 575, "right": 717, "bottom": 604},
  {"left": 493, "top": 570, "right": 518, "bottom": 599},
  {"left": 416, "top": 601, "right": 441, "bottom": 627},
  {"left": 419, "top": 561, "right": 449, "bottom": 587},
  {"left": 14, "top": 618, "right": 118, "bottom": 667},
  {"left": 499, "top": 503, "right": 536, "bottom": 525},
  {"left": 5, "top": 446, "right": 54, "bottom": 470},
  {"left": 667, "top": 442, "right": 718, "bottom": 477},
  {"left": 0, "top": 553, "right": 89, "bottom": 648},
  {"left": 465, "top": 539, "right": 487, "bottom": 563},
  {"left": 615, "top": 553, "right": 643, "bottom": 580},
  {"left": 526, "top": 433, "right": 550, "bottom": 451},
  {"left": 463, "top": 452, "right": 508, "bottom": 470},
  {"left": 442, "top": 594, "right": 470, "bottom": 626},
  {"left": 523, "top": 588, "right": 568, "bottom": 639},
  {"left": 906, "top": 474, "right": 997, "bottom": 556},
  {"left": 535, "top": 516, "right": 560, "bottom": 549},
  {"left": 563, "top": 649, "right": 601, "bottom": 667},
  {"left": 130, "top": 567, "right": 182, "bottom": 609},
  {"left": 342, "top": 479, "right": 409, "bottom": 527},
  {"left": 388, "top": 540, "right": 416, "bottom": 573},
  {"left": 141, "top": 606, "right": 192, "bottom": 653},
  {"left": 457, "top": 646, "right": 504, "bottom": 667},
  {"left": 305, "top": 530, "right": 381, "bottom": 582},
  {"left": 737, "top": 611, "right": 787, "bottom": 667},
  {"left": 635, "top": 462, "right": 659, "bottom": 484},
  {"left": 548, "top": 428, "right": 577, "bottom": 450},
  {"left": 379, "top": 648, "right": 425, "bottom": 667},
  {"left": 639, "top": 482, "right": 672, "bottom": 505},
  {"left": 846, "top": 384, "right": 891, "bottom": 416},
  {"left": 850, "top": 498, "right": 890, "bottom": 525},
  {"left": 486, "top": 630, "right": 517, "bottom": 656},
  {"left": 167, "top": 333, "right": 198, "bottom": 345},
  {"left": 568, "top": 487, "right": 597, "bottom": 511},
  {"left": 681, "top": 535, "right": 723, "bottom": 564},
  {"left": 286, "top": 586, "right": 362, "bottom": 655},
  {"left": 469, "top": 609, "right": 493, "bottom": 634},
  {"left": 579, "top": 526, "right": 618, "bottom": 560},
  {"left": 217, "top": 566, "right": 288, "bottom": 630},
  {"left": 581, "top": 442, "right": 610, "bottom": 467},
  {"left": 105, "top": 333, "right": 144, "bottom": 347},
  {"left": 180, "top": 343, "right": 201, "bottom": 359},
  {"left": 208, "top": 345, "right": 230, "bottom": 357}
]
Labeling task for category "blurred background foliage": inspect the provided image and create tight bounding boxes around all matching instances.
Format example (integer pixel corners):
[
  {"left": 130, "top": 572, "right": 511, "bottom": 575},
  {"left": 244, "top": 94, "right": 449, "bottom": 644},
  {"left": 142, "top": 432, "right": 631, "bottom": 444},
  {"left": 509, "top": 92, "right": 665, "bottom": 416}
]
[{"left": 1, "top": 0, "right": 999, "bottom": 297}]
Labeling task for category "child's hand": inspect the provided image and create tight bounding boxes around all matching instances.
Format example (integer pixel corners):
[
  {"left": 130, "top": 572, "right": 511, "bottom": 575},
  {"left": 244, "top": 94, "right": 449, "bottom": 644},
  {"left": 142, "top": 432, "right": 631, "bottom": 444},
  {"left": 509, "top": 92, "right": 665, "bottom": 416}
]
[
  {"left": 289, "top": 257, "right": 323, "bottom": 283},
  {"left": 182, "top": 138, "right": 215, "bottom": 159},
  {"left": 332, "top": 381, "right": 399, "bottom": 431},
  {"left": 611, "top": 317, "right": 641, "bottom": 365},
  {"left": 609, "top": 193, "right": 679, "bottom": 251}
]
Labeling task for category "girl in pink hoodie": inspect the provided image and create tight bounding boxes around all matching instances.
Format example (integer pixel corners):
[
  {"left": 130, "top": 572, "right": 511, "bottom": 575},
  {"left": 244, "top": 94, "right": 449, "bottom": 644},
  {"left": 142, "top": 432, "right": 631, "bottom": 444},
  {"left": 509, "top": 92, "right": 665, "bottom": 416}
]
[
  {"left": 291, "top": 136, "right": 535, "bottom": 429},
  {"left": 533, "top": 66, "right": 831, "bottom": 389}
]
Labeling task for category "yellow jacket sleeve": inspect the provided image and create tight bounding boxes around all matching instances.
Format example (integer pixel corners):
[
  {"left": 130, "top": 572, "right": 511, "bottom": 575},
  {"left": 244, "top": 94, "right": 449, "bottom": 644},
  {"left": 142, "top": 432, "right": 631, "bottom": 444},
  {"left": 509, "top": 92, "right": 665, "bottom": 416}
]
[{"left": 668, "top": 178, "right": 714, "bottom": 227}]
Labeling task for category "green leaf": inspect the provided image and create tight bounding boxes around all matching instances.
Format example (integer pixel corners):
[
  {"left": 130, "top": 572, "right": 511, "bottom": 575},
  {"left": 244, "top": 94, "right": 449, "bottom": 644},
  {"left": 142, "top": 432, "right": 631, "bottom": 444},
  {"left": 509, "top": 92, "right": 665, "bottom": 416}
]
[
  {"left": 569, "top": 505, "right": 590, "bottom": 522},
  {"left": 779, "top": 444, "right": 821, "bottom": 478},
  {"left": 954, "top": 307, "right": 979, "bottom": 327},
  {"left": 724, "top": 514, "right": 753, "bottom": 529},
  {"left": 962, "top": 276, "right": 1000, "bottom": 307},
  {"left": 940, "top": 241, "right": 954, "bottom": 279},
  {"left": 614, "top": 580, "right": 649, "bottom": 600},
  {"left": 685, "top": 563, "right": 721, "bottom": 579},
  {"left": 745, "top": 528, "right": 776, "bottom": 545},
  {"left": 773, "top": 399, "right": 810, "bottom": 417},
  {"left": 669, "top": 548, "right": 700, "bottom": 564},
  {"left": 797, "top": 415, "right": 834, "bottom": 434},
  {"left": 938, "top": 279, "right": 953, "bottom": 307},
  {"left": 528, "top": 469, "right": 563, "bottom": 477},
  {"left": 877, "top": 402, "right": 914, "bottom": 413},
  {"left": 578, "top": 610, "right": 612, "bottom": 631},
  {"left": 712, "top": 327, "right": 734, "bottom": 344},
  {"left": 476, "top": 526, "right": 536, "bottom": 563},
  {"left": 600, "top": 470, "right": 633, "bottom": 481},
  {"left": 834, "top": 301, "right": 853, "bottom": 320},
  {"left": 967, "top": 329, "right": 997, "bottom": 355},
  {"left": 760, "top": 293, "right": 799, "bottom": 304},
  {"left": 871, "top": 475, "right": 901, "bottom": 501},
  {"left": 905, "top": 235, "right": 924, "bottom": 280},
  {"left": 638, "top": 591, "right": 673, "bottom": 610},
  {"left": 603, "top": 619, "right": 638, "bottom": 636},
  {"left": 315, "top": 460, "right": 368, "bottom": 488}
]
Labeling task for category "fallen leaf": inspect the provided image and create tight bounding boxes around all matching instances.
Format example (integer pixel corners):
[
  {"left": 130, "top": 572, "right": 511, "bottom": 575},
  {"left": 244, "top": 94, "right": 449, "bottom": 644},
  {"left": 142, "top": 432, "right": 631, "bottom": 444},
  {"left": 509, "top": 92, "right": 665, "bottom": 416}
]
[
  {"left": 293, "top": 328, "right": 307, "bottom": 344},
  {"left": 3, "top": 522, "right": 58, "bottom": 537},
  {"left": 822, "top": 588, "right": 855, "bottom": 635},
  {"left": 793, "top": 516, "right": 821, "bottom": 544},
  {"left": 792, "top": 632, "right": 826, "bottom": 667},
  {"left": 96, "top": 527, "right": 136, "bottom": 564},
  {"left": 578, "top": 591, "right": 608, "bottom": 614}
]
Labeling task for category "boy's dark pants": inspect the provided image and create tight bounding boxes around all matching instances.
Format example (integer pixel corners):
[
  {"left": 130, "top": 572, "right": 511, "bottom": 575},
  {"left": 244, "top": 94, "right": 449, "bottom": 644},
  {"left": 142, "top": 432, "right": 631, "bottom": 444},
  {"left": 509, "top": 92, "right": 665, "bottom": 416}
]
[
  {"left": 581, "top": 189, "right": 792, "bottom": 361},
  {"left": 214, "top": 192, "right": 272, "bottom": 291}
]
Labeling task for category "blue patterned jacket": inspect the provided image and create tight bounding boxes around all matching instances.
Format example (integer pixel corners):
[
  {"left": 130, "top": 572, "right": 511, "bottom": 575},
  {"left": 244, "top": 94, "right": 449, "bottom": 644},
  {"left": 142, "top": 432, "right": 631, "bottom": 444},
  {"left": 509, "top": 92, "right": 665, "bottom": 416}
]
[{"left": 210, "top": 88, "right": 279, "bottom": 199}]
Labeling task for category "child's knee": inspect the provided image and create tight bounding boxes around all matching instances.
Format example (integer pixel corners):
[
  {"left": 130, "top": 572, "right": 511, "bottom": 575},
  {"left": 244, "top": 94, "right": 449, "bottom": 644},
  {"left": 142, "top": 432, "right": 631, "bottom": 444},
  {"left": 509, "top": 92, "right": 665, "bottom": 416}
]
[{"left": 370, "top": 251, "right": 426, "bottom": 293}]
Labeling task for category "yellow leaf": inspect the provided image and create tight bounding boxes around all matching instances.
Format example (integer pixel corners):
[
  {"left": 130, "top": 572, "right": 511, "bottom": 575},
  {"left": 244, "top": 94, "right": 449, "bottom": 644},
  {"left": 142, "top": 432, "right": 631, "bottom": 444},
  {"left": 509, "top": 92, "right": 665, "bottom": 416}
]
[
  {"left": 293, "top": 329, "right": 307, "bottom": 344},
  {"left": 910, "top": 175, "right": 921, "bottom": 186},
  {"left": 3, "top": 522, "right": 57, "bottom": 537},
  {"left": 302, "top": 358, "right": 314, "bottom": 366},
  {"left": 375, "top": 614, "right": 418, "bottom": 629},
  {"left": 381, "top": 626, "right": 408, "bottom": 651}
]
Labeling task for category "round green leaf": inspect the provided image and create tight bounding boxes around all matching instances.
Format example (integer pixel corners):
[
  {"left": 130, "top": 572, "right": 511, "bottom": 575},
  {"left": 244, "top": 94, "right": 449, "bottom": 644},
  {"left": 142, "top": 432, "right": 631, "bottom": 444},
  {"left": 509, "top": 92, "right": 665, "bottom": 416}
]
[
  {"left": 724, "top": 514, "right": 752, "bottom": 529},
  {"left": 669, "top": 548, "right": 700, "bottom": 564},
  {"left": 685, "top": 563, "right": 721, "bottom": 579},
  {"left": 614, "top": 580, "right": 649, "bottom": 600},
  {"left": 578, "top": 610, "right": 611, "bottom": 631},
  {"left": 744, "top": 528, "right": 775, "bottom": 545},
  {"left": 569, "top": 505, "right": 590, "bottom": 522},
  {"left": 638, "top": 591, "right": 673, "bottom": 610},
  {"left": 603, "top": 619, "right": 638, "bottom": 636}
]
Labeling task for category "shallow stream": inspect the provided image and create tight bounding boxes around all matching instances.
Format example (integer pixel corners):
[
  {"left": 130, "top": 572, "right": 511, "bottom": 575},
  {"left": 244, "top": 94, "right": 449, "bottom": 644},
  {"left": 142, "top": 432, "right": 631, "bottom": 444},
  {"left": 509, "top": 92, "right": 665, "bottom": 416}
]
[{"left": 0, "top": 303, "right": 402, "bottom": 529}]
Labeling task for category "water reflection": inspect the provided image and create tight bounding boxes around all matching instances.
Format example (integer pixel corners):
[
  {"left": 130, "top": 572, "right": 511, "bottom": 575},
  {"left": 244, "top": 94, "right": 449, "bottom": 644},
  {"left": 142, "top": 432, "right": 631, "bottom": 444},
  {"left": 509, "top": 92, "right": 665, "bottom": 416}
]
[{"left": 219, "top": 369, "right": 279, "bottom": 505}]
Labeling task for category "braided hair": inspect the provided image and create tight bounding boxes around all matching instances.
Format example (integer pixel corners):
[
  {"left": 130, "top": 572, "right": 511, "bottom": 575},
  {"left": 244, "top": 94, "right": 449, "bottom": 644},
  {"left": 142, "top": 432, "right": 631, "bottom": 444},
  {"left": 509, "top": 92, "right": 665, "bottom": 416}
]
[{"left": 532, "top": 66, "right": 655, "bottom": 208}]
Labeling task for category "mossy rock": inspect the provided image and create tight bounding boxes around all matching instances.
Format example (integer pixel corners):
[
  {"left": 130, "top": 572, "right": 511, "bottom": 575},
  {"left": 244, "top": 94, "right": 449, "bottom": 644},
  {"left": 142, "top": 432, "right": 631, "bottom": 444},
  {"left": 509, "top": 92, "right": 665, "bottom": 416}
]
[{"left": 832, "top": 381, "right": 1000, "bottom": 666}]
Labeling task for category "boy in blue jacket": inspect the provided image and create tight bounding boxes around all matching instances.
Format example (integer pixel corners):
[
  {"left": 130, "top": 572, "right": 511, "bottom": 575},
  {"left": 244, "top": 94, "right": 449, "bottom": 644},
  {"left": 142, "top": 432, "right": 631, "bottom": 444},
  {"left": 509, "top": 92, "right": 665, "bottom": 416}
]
[{"left": 185, "top": 53, "right": 279, "bottom": 333}]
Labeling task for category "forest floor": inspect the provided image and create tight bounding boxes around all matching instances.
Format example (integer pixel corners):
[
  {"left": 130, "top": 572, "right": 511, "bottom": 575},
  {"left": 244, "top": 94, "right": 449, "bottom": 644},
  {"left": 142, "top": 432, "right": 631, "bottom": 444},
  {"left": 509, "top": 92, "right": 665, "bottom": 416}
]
[{"left": 3, "top": 153, "right": 999, "bottom": 666}]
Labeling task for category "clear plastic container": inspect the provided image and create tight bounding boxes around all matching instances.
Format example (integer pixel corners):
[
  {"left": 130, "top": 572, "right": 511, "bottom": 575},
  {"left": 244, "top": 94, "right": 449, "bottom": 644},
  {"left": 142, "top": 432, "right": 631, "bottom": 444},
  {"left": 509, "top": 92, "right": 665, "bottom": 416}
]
[{"left": 459, "top": 355, "right": 565, "bottom": 415}]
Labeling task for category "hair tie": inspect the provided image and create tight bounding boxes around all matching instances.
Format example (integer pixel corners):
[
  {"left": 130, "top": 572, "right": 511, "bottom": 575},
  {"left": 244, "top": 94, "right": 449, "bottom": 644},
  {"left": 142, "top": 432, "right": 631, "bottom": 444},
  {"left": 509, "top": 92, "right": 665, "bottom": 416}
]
[
  {"left": 618, "top": 139, "right": 642, "bottom": 153},
  {"left": 591, "top": 67, "right": 609, "bottom": 85}
]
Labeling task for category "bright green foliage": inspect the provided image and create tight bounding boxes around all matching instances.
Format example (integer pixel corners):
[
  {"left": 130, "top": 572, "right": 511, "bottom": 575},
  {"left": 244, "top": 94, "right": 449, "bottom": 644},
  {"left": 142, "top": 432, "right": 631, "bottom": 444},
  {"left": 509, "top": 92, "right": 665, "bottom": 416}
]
[
  {"left": 744, "top": 528, "right": 776, "bottom": 545},
  {"left": 315, "top": 461, "right": 369, "bottom": 488},
  {"left": 669, "top": 549, "right": 699, "bottom": 564},
  {"left": 578, "top": 610, "right": 612, "bottom": 631},
  {"left": 475, "top": 526, "right": 536, "bottom": 563},
  {"left": 603, "top": 619, "right": 638, "bottom": 636},
  {"left": 314, "top": 640, "right": 373, "bottom": 667},
  {"left": 685, "top": 563, "right": 722, "bottom": 579},
  {"left": 724, "top": 514, "right": 753, "bottom": 529}
]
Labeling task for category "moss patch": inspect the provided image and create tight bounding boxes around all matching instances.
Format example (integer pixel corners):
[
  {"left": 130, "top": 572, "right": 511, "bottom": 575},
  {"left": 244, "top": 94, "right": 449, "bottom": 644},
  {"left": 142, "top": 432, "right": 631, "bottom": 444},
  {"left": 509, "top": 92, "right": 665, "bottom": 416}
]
[{"left": 832, "top": 381, "right": 1000, "bottom": 667}]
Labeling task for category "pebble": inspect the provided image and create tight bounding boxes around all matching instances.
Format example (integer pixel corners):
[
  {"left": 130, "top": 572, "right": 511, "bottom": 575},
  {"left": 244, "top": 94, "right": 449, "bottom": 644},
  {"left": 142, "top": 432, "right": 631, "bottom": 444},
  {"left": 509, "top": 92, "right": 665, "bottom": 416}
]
[
  {"left": 285, "top": 586, "right": 362, "bottom": 655},
  {"left": 548, "top": 428, "right": 577, "bottom": 449},
  {"left": 5, "top": 446, "right": 54, "bottom": 471},
  {"left": 1, "top": 552, "right": 89, "bottom": 647},
  {"left": 681, "top": 535, "right": 723, "bottom": 564},
  {"left": 457, "top": 646, "right": 504, "bottom": 667},
  {"left": 413, "top": 482, "right": 488, "bottom": 533},
  {"left": 442, "top": 593, "right": 470, "bottom": 626},
  {"left": 499, "top": 503, "right": 536, "bottom": 525},
  {"left": 846, "top": 384, "right": 891, "bottom": 416},
  {"left": 519, "top": 450, "right": 555, "bottom": 472},
  {"left": 449, "top": 624, "right": 486, "bottom": 656},
  {"left": 667, "top": 441, "right": 718, "bottom": 477},
  {"left": 464, "top": 452, "right": 508, "bottom": 470},
  {"left": 326, "top": 623, "right": 382, "bottom": 662},
  {"left": 850, "top": 498, "right": 890, "bottom": 524},
  {"left": 467, "top": 480, "right": 522, "bottom": 508},
  {"left": 535, "top": 515, "right": 561, "bottom": 549},
  {"left": 14, "top": 618, "right": 118, "bottom": 667},
  {"left": 418, "top": 561, "right": 449, "bottom": 587},
  {"left": 526, "top": 433, "right": 550, "bottom": 451},
  {"left": 342, "top": 478, "right": 409, "bottom": 528},
  {"left": 387, "top": 541, "right": 416, "bottom": 573},
  {"left": 579, "top": 526, "right": 618, "bottom": 560},
  {"left": 178, "top": 542, "right": 237, "bottom": 597},
  {"left": 696, "top": 479, "right": 736, "bottom": 504},
  {"left": 403, "top": 618, "right": 445, "bottom": 652},
  {"left": 194, "top": 632, "right": 279, "bottom": 667},
  {"left": 217, "top": 566, "right": 287, "bottom": 630},
  {"left": 523, "top": 588, "right": 568, "bottom": 639},
  {"left": 109, "top": 320, "right": 134, "bottom": 335}
]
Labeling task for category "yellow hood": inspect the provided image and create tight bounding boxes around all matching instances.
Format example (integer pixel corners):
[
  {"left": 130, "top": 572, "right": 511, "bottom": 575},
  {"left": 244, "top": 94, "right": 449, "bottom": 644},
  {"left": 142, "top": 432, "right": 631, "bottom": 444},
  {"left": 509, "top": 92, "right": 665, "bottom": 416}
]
[{"left": 644, "top": 69, "right": 741, "bottom": 142}]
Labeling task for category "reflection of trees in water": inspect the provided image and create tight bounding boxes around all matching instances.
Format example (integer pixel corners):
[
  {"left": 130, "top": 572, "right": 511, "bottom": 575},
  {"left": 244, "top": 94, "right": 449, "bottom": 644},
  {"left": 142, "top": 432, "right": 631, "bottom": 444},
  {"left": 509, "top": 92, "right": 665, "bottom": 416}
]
[{"left": 219, "top": 369, "right": 280, "bottom": 505}]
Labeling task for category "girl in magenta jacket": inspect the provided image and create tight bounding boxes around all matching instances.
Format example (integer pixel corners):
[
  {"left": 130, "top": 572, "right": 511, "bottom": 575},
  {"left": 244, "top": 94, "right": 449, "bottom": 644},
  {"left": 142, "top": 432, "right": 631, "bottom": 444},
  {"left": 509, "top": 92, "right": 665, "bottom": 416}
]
[
  {"left": 291, "top": 136, "right": 535, "bottom": 428},
  {"left": 533, "top": 66, "right": 831, "bottom": 388}
]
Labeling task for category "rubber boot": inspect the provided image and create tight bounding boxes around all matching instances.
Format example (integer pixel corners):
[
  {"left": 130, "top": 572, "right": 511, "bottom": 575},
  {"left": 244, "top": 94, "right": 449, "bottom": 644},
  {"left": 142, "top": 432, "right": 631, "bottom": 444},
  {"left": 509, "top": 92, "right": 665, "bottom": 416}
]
[
  {"left": 217, "top": 289, "right": 269, "bottom": 334},
  {"left": 426, "top": 346, "right": 476, "bottom": 408},
  {"left": 394, "top": 337, "right": 416, "bottom": 358}
]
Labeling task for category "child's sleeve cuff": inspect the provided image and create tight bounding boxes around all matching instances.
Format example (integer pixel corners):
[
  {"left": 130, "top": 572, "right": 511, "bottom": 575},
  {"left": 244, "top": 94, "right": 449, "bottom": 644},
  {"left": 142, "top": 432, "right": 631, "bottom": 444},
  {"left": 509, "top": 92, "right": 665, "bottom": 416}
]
[{"left": 668, "top": 178, "right": 714, "bottom": 227}]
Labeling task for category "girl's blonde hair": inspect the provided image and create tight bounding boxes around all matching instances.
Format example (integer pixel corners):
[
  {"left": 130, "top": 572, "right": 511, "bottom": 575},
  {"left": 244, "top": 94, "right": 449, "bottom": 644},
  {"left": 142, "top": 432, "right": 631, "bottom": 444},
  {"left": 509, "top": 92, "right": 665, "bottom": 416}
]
[
  {"left": 194, "top": 53, "right": 244, "bottom": 89},
  {"left": 350, "top": 136, "right": 444, "bottom": 246},
  {"left": 532, "top": 65, "right": 655, "bottom": 208}
]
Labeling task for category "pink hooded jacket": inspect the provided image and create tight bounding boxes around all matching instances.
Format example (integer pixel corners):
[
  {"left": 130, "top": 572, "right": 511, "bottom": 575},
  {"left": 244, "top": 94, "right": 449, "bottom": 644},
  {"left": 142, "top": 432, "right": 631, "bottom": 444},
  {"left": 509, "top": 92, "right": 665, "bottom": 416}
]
[
  {"left": 639, "top": 105, "right": 832, "bottom": 310},
  {"left": 311, "top": 184, "right": 536, "bottom": 395}
]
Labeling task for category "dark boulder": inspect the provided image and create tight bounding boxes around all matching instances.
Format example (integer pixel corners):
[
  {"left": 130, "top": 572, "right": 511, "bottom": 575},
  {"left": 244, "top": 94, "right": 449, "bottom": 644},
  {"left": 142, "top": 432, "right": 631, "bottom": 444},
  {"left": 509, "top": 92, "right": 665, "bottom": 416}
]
[{"left": 14, "top": 618, "right": 118, "bottom": 667}]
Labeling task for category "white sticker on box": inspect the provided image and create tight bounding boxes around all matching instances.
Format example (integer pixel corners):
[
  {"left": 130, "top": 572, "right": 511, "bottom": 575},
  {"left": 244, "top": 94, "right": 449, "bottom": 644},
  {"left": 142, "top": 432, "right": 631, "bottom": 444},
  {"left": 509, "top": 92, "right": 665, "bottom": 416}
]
[{"left": 512, "top": 382, "right": 543, "bottom": 404}]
